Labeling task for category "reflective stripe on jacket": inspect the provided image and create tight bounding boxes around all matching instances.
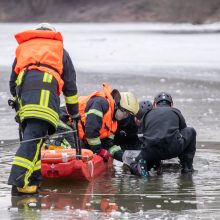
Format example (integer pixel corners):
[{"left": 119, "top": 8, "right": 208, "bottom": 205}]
[
  {"left": 14, "top": 30, "right": 64, "bottom": 94},
  {"left": 78, "top": 83, "right": 118, "bottom": 141}
]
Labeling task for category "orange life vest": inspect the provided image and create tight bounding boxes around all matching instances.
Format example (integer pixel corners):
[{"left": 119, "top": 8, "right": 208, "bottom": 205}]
[
  {"left": 14, "top": 30, "right": 64, "bottom": 94},
  {"left": 78, "top": 83, "right": 118, "bottom": 141}
]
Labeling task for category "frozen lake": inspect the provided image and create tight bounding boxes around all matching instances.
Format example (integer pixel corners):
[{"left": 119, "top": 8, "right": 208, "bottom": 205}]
[{"left": 0, "top": 23, "right": 220, "bottom": 219}]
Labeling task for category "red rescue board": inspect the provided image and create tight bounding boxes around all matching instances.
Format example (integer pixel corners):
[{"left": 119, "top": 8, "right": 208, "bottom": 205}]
[{"left": 41, "top": 148, "right": 113, "bottom": 181}]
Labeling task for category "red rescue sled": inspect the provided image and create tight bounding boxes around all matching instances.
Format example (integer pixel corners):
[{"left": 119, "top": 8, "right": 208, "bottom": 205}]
[{"left": 41, "top": 148, "right": 113, "bottom": 181}]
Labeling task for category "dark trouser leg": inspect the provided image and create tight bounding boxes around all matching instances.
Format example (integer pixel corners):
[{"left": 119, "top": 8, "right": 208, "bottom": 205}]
[
  {"left": 8, "top": 119, "right": 49, "bottom": 187},
  {"left": 178, "top": 127, "right": 196, "bottom": 171}
]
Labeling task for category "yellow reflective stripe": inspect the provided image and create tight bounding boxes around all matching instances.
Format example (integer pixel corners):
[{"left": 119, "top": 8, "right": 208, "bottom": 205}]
[
  {"left": 20, "top": 112, "right": 58, "bottom": 127},
  {"left": 16, "top": 71, "right": 24, "bottom": 86},
  {"left": 48, "top": 74, "right": 53, "bottom": 83},
  {"left": 40, "top": 90, "right": 45, "bottom": 106},
  {"left": 43, "top": 72, "right": 53, "bottom": 83},
  {"left": 65, "top": 95, "right": 78, "bottom": 104},
  {"left": 33, "top": 163, "right": 41, "bottom": 171},
  {"left": 40, "top": 90, "right": 50, "bottom": 107},
  {"left": 58, "top": 120, "right": 72, "bottom": 130},
  {"left": 24, "top": 139, "right": 42, "bottom": 187},
  {"left": 18, "top": 97, "right": 22, "bottom": 108},
  {"left": 85, "top": 109, "right": 103, "bottom": 118},
  {"left": 12, "top": 156, "right": 34, "bottom": 171},
  {"left": 87, "top": 137, "right": 101, "bottom": 146},
  {"left": 108, "top": 145, "right": 121, "bottom": 156},
  {"left": 33, "top": 160, "right": 41, "bottom": 171},
  {"left": 19, "top": 104, "right": 58, "bottom": 119},
  {"left": 43, "top": 72, "right": 49, "bottom": 82},
  {"left": 108, "top": 134, "right": 115, "bottom": 140},
  {"left": 24, "top": 170, "right": 32, "bottom": 188},
  {"left": 45, "top": 90, "right": 50, "bottom": 107}
]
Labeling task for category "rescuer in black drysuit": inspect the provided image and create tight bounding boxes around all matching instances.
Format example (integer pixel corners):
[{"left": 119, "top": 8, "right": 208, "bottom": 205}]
[{"left": 128, "top": 92, "right": 197, "bottom": 177}]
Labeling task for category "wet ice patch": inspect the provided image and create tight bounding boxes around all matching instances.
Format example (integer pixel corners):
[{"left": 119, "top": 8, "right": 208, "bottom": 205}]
[{"left": 160, "top": 78, "right": 166, "bottom": 83}]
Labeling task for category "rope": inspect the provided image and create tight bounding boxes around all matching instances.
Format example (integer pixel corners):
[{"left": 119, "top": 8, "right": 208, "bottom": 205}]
[
  {"left": 41, "top": 154, "right": 93, "bottom": 161},
  {"left": 0, "top": 130, "right": 77, "bottom": 147}
]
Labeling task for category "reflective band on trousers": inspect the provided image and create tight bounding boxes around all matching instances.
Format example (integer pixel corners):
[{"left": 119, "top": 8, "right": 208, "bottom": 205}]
[
  {"left": 24, "top": 139, "right": 42, "bottom": 187},
  {"left": 33, "top": 160, "right": 41, "bottom": 171},
  {"left": 12, "top": 156, "right": 34, "bottom": 171},
  {"left": 109, "top": 145, "right": 121, "bottom": 156}
]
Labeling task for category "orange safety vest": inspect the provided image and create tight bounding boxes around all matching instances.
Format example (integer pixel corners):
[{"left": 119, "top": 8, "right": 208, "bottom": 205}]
[
  {"left": 78, "top": 83, "right": 118, "bottom": 141},
  {"left": 14, "top": 30, "right": 64, "bottom": 94}
]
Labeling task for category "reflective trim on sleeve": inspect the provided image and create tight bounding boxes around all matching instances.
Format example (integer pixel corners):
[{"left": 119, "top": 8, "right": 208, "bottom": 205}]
[
  {"left": 85, "top": 109, "right": 103, "bottom": 118},
  {"left": 108, "top": 134, "right": 115, "bottom": 140},
  {"left": 108, "top": 145, "right": 122, "bottom": 157},
  {"left": 87, "top": 137, "right": 101, "bottom": 146},
  {"left": 65, "top": 94, "right": 78, "bottom": 104}
]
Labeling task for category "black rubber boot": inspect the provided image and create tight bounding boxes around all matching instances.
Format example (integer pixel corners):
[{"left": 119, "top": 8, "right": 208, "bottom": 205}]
[{"left": 181, "top": 162, "right": 194, "bottom": 174}]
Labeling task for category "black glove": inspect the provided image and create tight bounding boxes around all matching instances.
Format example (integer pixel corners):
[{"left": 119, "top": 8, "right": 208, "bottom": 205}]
[
  {"left": 8, "top": 97, "right": 19, "bottom": 112},
  {"left": 69, "top": 113, "right": 80, "bottom": 129}
]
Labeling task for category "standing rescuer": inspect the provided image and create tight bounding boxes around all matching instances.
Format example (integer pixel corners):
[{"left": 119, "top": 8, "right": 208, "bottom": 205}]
[
  {"left": 128, "top": 92, "right": 196, "bottom": 177},
  {"left": 8, "top": 23, "right": 79, "bottom": 196},
  {"left": 78, "top": 83, "right": 139, "bottom": 162}
]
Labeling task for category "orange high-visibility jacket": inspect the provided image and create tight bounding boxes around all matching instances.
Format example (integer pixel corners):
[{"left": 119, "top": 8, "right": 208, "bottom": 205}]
[
  {"left": 78, "top": 83, "right": 118, "bottom": 141},
  {"left": 14, "top": 30, "right": 64, "bottom": 94}
]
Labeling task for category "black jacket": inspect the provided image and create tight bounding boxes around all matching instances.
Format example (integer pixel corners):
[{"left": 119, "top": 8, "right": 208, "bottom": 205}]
[{"left": 141, "top": 105, "right": 186, "bottom": 147}]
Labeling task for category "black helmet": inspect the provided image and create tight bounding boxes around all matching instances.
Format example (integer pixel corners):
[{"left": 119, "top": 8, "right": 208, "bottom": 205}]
[
  {"left": 154, "top": 92, "right": 173, "bottom": 105},
  {"left": 136, "top": 100, "right": 153, "bottom": 119}
]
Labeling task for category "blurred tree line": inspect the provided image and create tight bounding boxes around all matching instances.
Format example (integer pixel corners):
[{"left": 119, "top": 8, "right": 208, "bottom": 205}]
[{"left": 1, "top": 0, "right": 220, "bottom": 23}]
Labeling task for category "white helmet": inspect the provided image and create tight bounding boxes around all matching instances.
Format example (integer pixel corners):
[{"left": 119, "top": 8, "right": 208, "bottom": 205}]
[
  {"left": 119, "top": 92, "right": 139, "bottom": 115},
  {"left": 34, "top": 23, "right": 56, "bottom": 32}
]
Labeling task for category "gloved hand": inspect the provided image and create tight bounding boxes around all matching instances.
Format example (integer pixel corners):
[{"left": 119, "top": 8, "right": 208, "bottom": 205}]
[
  {"left": 70, "top": 113, "right": 81, "bottom": 129},
  {"left": 98, "top": 149, "right": 110, "bottom": 162},
  {"left": 8, "top": 97, "right": 19, "bottom": 112},
  {"left": 130, "top": 159, "right": 149, "bottom": 177}
]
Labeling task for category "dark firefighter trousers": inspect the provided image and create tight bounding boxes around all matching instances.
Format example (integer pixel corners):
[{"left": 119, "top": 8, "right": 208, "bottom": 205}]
[
  {"left": 138, "top": 127, "right": 196, "bottom": 169},
  {"left": 8, "top": 119, "right": 50, "bottom": 188}
]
